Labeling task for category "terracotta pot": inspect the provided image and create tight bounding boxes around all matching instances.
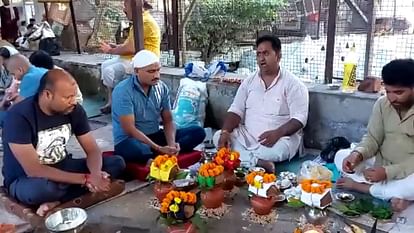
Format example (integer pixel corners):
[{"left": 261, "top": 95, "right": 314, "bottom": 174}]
[
  {"left": 222, "top": 170, "right": 236, "bottom": 190},
  {"left": 201, "top": 187, "right": 225, "bottom": 209},
  {"left": 167, "top": 222, "right": 197, "bottom": 233},
  {"left": 153, "top": 182, "right": 173, "bottom": 202},
  {"left": 250, "top": 196, "right": 275, "bottom": 215}
]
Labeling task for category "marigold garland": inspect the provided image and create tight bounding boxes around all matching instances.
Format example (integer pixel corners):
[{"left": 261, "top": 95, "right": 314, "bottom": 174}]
[
  {"left": 300, "top": 179, "right": 332, "bottom": 194},
  {"left": 214, "top": 148, "right": 240, "bottom": 165},
  {"left": 153, "top": 154, "right": 178, "bottom": 168},
  {"left": 160, "top": 190, "right": 197, "bottom": 214},
  {"left": 246, "top": 171, "right": 277, "bottom": 185},
  {"left": 198, "top": 162, "right": 224, "bottom": 177}
]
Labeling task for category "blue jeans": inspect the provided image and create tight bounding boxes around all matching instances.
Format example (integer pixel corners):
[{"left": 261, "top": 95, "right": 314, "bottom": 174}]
[
  {"left": 115, "top": 126, "right": 206, "bottom": 163},
  {"left": 7, "top": 155, "right": 126, "bottom": 206}
]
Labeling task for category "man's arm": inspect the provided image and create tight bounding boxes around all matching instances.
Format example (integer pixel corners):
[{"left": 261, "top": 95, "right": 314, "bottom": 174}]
[
  {"left": 354, "top": 98, "right": 385, "bottom": 160},
  {"left": 9, "top": 143, "right": 85, "bottom": 184},
  {"left": 107, "top": 33, "right": 135, "bottom": 56},
  {"left": 161, "top": 110, "right": 176, "bottom": 146},
  {"left": 281, "top": 80, "right": 309, "bottom": 136},
  {"left": 76, "top": 132, "right": 102, "bottom": 175},
  {"left": 120, "top": 115, "right": 160, "bottom": 150}
]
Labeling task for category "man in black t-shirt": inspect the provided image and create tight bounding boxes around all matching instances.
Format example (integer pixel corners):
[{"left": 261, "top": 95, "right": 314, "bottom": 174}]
[{"left": 2, "top": 69, "right": 125, "bottom": 216}]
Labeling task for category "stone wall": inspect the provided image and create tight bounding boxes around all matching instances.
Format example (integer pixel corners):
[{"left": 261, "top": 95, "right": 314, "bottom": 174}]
[{"left": 54, "top": 55, "right": 379, "bottom": 149}]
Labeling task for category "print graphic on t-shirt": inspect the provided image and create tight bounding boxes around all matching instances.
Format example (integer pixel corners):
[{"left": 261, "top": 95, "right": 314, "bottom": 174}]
[{"left": 36, "top": 124, "right": 71, "bottom": 164}]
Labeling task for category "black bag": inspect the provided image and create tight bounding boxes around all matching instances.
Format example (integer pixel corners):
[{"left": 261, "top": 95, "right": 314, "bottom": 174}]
[
  {"left": 39, "top": 38, "right": 60, "bottom": 56},
  {"left": 320, "top": 137, "right": 351, "bottom": 163}
]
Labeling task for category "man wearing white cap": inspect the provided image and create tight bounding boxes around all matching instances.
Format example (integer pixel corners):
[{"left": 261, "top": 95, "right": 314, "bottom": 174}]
[{"left": 111, "top": 50, "right": 205, "bottom": 163}]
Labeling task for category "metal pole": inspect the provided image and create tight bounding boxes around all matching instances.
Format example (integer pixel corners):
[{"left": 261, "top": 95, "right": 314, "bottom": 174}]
[
  {"left": 172, "top": 0, "right": 179, "bottom": 67},
  {"left": 363, "top": 0, "right": 375, "bottom": 78},
  {"left": 131, "top": 0, "right": 144, "bottom": 52},
  {"left": 69, "top": 1, "right": 81, "bottom": 54},
  {"left": 324, "top": 0, "right": 338, "bottom": 83}
]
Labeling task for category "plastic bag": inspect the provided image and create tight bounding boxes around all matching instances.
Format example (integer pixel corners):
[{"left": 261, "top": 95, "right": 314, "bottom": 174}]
[
  {"left": 299, "top": 160, "right": 333, "bottom": 181},
  {"left": 172, "top": 78, "right": 208, "bottom": 129}
]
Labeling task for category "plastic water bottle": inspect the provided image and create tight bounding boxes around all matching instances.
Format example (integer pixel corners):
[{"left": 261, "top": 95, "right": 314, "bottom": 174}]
[{"left": 342, "top": 44, "right": 358, "bottom": 93}]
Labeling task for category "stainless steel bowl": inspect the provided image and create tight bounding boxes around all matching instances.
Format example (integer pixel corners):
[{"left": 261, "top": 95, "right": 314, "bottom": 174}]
[
  {"left": 249, "top": 167, "right": 266, "bottom": 173},
  {"left": 304, "top": 207, "right": 328, "bottom": 225},
  {"left": 335, "top": 192, "right": 355, "bottom": 202},
  {"left": 45, "top": 208, "right": 87, "bottom": 233}
]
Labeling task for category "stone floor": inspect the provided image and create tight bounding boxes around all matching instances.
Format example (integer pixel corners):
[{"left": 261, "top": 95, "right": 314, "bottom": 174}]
[{"left": 1, "top": 113, "right": 414, "bottom": 232}]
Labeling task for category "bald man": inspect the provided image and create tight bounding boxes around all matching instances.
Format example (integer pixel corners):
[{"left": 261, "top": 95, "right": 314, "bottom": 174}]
[
  {"left": 1, "top": 69, "right": 125, "bottom": 216},
  {"left": 3, "top": 54, "right": 47, "bottom": 106}
]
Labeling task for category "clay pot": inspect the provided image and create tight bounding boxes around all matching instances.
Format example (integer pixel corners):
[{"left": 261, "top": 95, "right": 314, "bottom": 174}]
[
  {"left": 222, "top": 170, "right": 236, "bottom": 190},
  {"left": 167, "top": 222, "right": 197, "bottom": 233},
  {"left": 250, "top": 196, "right": 275, "bottom": 215},
  {"left": 153, "top": 182, "right": 173, "bottom": 202},
  {"left": 201, "top": 187, "right": 225, "bottom": 209}
]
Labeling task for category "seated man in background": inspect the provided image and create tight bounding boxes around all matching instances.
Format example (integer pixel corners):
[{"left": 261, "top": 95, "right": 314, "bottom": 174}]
[
  {"left": 29, "top": 50, "right": 83, "bottom": 104},
  {"left": 2, "top": 69, "right": 125, "bottom": 216},
  {"left": 112, "top": 50, "right": 205, "bottom": 164},
  {"left": 214, "top": 35, "right": 309, "bottom": 172},
  {"left": 0, "top": 54, "right": 47, "bottom": 124},
  {"left": 99, "top": 0, "right": 161, "bottom": 114},
  {"left": 335, "top": 59, "right": 414, "bottom": 212}
]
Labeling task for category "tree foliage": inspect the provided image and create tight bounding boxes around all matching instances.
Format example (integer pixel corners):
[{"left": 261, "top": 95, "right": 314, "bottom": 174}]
[{"left": 186, "top": 0, "right": 286, "bottom": 63}]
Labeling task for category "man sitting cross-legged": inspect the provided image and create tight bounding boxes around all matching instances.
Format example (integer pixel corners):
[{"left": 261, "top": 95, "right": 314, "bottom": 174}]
[
  {"left": 214, "top": 35, "right": 309, "bottom": 172},
  {"left": 335, "top": 59, "right": 414, "bottom": 212},
  {"left": 112, "top": 50, "right": 205, "bottom": 164},
  {"left": 2, "top": 69, "right": 126, "bottom": 216}
]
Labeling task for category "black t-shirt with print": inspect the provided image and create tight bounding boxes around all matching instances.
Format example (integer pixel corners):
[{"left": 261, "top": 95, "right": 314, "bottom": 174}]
[{"left": 1, "top": 96, "right": 90, "bottom": 188}]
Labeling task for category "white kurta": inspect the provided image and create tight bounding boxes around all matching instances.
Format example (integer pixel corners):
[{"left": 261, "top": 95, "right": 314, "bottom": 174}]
[{"left": 214, "top": 68, "right": 309, "bottom": 167}]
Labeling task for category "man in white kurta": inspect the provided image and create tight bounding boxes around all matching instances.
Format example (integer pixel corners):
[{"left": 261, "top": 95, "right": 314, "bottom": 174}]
[{"left": 213, "top": 35, "right": 309, "bottom": 171}]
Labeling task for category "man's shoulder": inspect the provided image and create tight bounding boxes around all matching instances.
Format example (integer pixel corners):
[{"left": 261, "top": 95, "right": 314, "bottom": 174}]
[
  {"left": 9, "top": 96, "right": 35, "bottom": 113},
  {"left": 25, "top": 66, "right": 47, "bottom": 79},
  {"left": 114, "top": 75, "right": 133, "bottom": 91},
  {"left": 374, "top": 96, "right": 389, "bottom": 108}
]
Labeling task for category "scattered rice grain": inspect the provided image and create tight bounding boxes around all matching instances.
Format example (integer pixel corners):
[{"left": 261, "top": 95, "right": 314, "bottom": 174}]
[
  {"left": 241, "top": 208, "right": 278, "bottom": 225},
  {"left": 147, "top": 197, "right": 160, "bottom": 210},
  {"left": 197, "top": 203, "right": 230, "bottom": 219}
]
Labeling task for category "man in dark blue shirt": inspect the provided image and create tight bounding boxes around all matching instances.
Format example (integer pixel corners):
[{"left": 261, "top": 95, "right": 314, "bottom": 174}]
[{"left": 2, "top": 69, "right": 125, "bottom": 216}]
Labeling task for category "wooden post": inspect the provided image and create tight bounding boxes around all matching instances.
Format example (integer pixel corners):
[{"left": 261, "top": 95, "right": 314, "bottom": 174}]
[
  {"left": 363, "top": 0, "right": 375, "bottom": 79},
  {"left": 172, "top": 0, "right": 179, "bottom": 67},
  {"left": 69, "top": 0, "right": 81, "bottom": 54},
  {"left": 324, "top": 0, "right": 337, "bottom": 83},
  {"left": 131, "top": 0, "right": 144, "bottom": 52},
  {"left": 43, "top": 2, "right": 48, "bottom": 19}
]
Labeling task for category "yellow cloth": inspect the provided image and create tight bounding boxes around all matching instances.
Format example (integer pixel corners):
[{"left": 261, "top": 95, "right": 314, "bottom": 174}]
[
  {"left": 120, "top": 11, "right": 161, "bottom": 60},
  {"left": 354, "top": 96, "right": 414, "bottom": 180}
]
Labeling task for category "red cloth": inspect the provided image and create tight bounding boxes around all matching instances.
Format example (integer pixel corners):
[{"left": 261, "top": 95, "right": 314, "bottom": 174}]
[
  {"left": 102, "top": 151, "right": 202, "bottom": 181},
  {"left": 0, "top": 6, "right": 19, "bottom": 42}
]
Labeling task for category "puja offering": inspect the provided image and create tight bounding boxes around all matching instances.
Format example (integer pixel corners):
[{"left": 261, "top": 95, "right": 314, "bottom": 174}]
[
  {"left": 246, "top": 170, "right": 279, "bottom": 215},
  {"left": 300, "top": 179, "right": 333, "bottom": 209},
  {"left": 150, "top": 155, "right": 180, "bottom": 201},
  {"left": 197, "top": 162, "right": 225, "bottom": 209}
]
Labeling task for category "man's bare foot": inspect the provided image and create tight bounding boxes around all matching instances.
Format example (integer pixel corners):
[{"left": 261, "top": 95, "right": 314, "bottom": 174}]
[
  {"left": 391, "top": 198, "right": 412, "bottom": 212},
  {"left": 99, "top": 104, "right": 111, "bottom": 114},
  {"left": 336, "top": 177, "right": 371, "bottom": 194},
  {"left": 36, "top": 201, "right": 60, "bottom": 217},
  {"left": 256, "top": 159, "right": 275, "bottom": 173}
]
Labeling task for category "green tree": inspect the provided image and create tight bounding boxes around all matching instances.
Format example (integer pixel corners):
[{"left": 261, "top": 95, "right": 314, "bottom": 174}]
[{"left": 186, "top": 0, "right": 286, "bottom": 63}]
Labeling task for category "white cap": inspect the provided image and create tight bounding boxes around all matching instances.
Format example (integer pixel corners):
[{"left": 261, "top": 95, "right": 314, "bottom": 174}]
[
  {"left": 131, "top": 50, "right": 159, "bottom": 68},
  {"left": 1, "top": 46, "right": 19, "bottom": 56}
]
